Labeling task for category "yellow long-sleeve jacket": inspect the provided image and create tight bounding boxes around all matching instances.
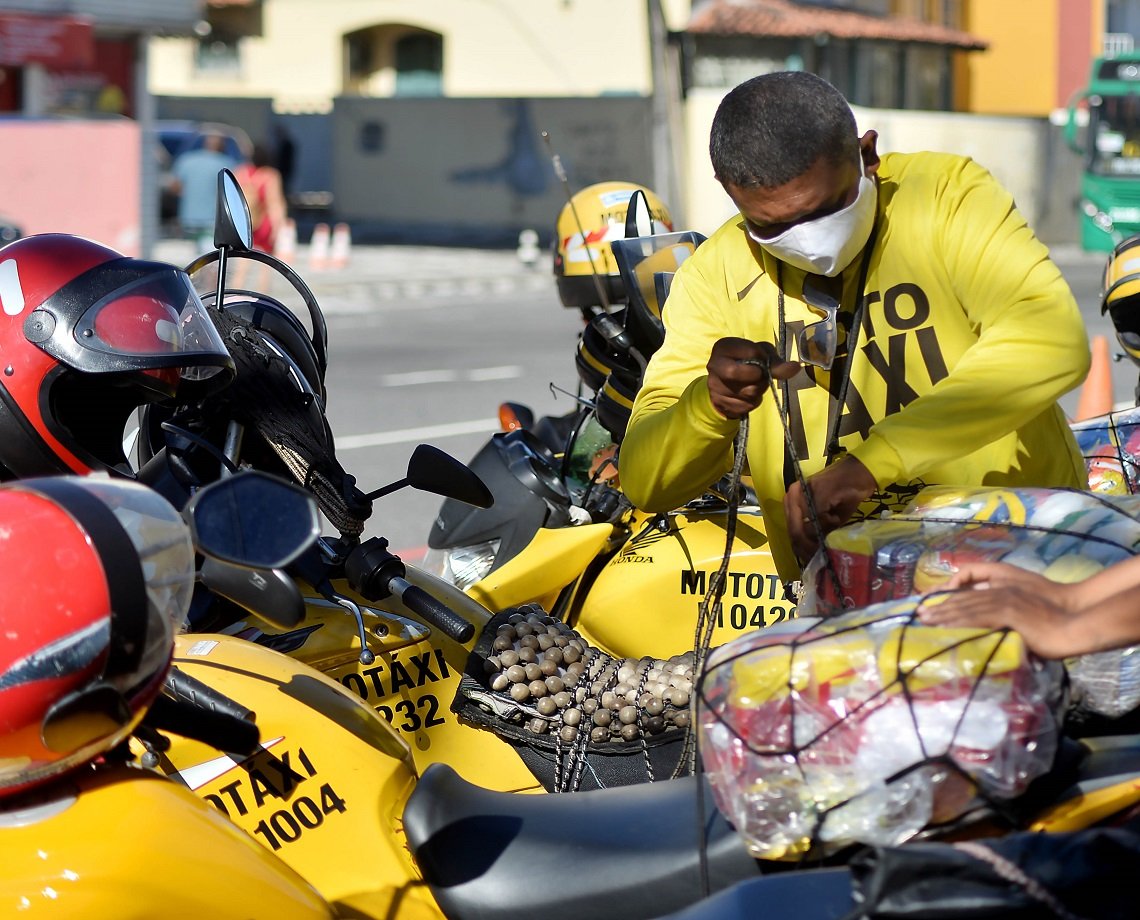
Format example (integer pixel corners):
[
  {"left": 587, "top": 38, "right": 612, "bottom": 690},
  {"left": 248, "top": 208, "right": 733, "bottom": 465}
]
[{"left": 621, "top": 151, "right": 1091, "bottom": 583}]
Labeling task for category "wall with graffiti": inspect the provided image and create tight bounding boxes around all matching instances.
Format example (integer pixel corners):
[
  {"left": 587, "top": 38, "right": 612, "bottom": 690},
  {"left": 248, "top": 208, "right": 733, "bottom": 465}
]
[{"left": 330, "top": 96, "right": 656, "bottom": 246}]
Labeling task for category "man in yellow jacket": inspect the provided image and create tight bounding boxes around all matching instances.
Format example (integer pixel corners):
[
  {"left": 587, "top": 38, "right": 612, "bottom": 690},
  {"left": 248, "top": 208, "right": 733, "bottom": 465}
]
[{"left": 621, "top": 71, "right": 1090, "bottom": 586}]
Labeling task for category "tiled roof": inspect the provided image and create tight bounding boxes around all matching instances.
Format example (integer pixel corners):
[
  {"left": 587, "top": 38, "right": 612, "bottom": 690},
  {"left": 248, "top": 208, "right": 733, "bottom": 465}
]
[{"left": 687, "top": 0, "right": 988, "bottom": 50}]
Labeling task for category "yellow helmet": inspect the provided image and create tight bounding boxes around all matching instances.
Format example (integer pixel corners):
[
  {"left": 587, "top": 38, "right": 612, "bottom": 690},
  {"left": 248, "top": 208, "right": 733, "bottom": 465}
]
[
  {"left": 553, "top": 181, "right": 673, "bottom": 311},
  {"left": 1102, "top": 234, "right": 1140, "bottom": 362}
]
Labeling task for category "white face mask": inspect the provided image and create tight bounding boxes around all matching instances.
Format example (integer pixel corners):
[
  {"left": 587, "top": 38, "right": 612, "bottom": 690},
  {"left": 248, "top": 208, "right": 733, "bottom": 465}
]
[{"left": 747, "top": 172, "right": 878, "bottom": 277}]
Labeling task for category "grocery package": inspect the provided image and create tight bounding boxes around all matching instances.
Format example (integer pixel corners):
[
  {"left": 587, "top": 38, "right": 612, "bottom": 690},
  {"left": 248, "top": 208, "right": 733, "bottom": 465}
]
[
  {"left": 803, "top": 486, "right": 1140, "bottom": 616},
  {"left": 1070, "top": 406, "right": 1140, "bottom": 494},
  {"left": 697, "top": 601, "right": 1064, "bottom": 860}
]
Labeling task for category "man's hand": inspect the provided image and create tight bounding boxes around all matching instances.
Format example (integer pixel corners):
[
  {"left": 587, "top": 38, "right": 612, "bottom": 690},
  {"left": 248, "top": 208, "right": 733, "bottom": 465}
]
[
  {"left": 784, "top": 455, "right": 877, "bottom": 562},
  {"left": 706, "top": 338, "right": 799, "bottom": 420}
]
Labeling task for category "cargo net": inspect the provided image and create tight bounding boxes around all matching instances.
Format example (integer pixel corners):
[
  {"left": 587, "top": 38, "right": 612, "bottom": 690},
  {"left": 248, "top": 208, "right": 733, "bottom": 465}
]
[
  {"left": 1071, "top": 405, "right": 1140, "bottom": 495},
  {"left": 456, "top": 605, "right": 693, "bottom": 792},
  {"left": 696, "top": 600, "right": 1065, "bottom": 862},
  {"left": 801, "top": 485, "right": 1140, "bottom": 719}
]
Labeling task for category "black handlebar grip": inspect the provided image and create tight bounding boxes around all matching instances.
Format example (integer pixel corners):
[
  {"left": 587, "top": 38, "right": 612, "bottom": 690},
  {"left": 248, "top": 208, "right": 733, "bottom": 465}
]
[
  {"left": 147, "top": 695, "right": 261, "bottom": 756},
  {"left": 166, "top": 667, "right": 256, "bottom": 723},
  {"left": 399, "top": 584, "right": 475, "bottom": 643}
]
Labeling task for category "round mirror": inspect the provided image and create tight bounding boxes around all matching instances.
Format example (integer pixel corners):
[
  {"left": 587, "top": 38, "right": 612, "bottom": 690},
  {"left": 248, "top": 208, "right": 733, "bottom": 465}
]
[
  {"left": 214, "top": 168, "right": 253, "bottom": 251},
  {"left": 186, "top": 471, "right": 319, "bottom": 569}
]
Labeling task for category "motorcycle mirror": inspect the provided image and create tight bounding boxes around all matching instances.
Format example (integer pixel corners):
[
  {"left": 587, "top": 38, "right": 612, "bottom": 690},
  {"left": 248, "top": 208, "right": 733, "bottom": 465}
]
[
  {"left": 213, "top": 168, "right": 252, "bottom": 251},
  {"left": 365, "top": 444, "right": 495, "bottom": 509},
  {"left": 212, "top": 168, "right": 253, "bottom": 310},
  {"left": 184, "top": 471, "right": 321, "bottom": 570},
  {"left": 199, "top": 558, "right": 306, "bottom": 628}
]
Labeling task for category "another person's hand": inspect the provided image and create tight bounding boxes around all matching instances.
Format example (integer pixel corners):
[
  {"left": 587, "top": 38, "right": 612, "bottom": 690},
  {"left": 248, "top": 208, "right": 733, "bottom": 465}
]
[
  {"left": 916, "top": 582, "right": 1076, "bottom": 660},
  {"left": 938, "top": 560, "right": 1080, "bottom": 612},
  {"left": 706, "top": 338, "right": 799, "bottom": 420},
  {"left": 785, "top": 455, "right": 877, "bottom": 562}
]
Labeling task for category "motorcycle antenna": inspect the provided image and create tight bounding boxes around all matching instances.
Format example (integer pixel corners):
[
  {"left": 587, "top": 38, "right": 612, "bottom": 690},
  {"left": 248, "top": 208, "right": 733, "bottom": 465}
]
[{"left": 541, "top": 130, "right": 612, "bottom": 312}]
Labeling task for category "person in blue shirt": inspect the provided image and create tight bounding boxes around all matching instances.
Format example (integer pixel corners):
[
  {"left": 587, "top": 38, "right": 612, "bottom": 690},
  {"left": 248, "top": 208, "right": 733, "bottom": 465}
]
[{"left": 172, "top": 134, "right": 237, "bottom": 252}]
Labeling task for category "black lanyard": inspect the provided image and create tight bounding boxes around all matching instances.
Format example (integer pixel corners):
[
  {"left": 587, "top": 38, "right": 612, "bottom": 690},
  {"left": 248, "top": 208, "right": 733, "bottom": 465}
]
[{"left": 776, "top": 216, "right": 880, "bottom": 489}]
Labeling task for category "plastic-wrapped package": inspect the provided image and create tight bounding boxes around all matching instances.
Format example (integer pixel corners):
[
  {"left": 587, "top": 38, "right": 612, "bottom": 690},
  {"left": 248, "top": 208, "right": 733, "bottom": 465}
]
[
  {"left": 1067, "top": 647, "right": 1140, "bottom": 719},
  {"left": 801, "top": 486, "right": 1140, "bottom": 718},
  {"left": 697, "top": 601, "right": 1064, "bottom": 861},
  {"left": 803, "top": 486, "right": 1140, "bottom": 617},
  {"left": 1070, "top": 406, "right": 1140, "bottom": 494}
]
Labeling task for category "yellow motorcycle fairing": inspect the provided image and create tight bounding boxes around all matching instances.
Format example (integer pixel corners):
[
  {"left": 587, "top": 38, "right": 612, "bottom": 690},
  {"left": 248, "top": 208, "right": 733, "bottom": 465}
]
[
  {"left": 227, "top": 571, "right": 543, "bottom": 794},
  {"left": 155, "top": 634, "right": 438, "bottom": 913},
  {"left": 1029, "top": 734, "right": 1140, "bottom": 833},
  {"left": 468, "top": 522, "right": 614, "bottom": 613},
  {"left": 0, "top": 762, "right": 331, "bottom": 919},
  {"left": 569, "top": 506, "right": 785, "bottom": 660}
]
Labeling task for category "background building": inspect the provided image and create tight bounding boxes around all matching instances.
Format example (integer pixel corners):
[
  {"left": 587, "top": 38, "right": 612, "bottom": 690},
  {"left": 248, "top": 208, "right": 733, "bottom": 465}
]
[
  {"left": 0, "top": 0, "right": 200, "bottom": 252},
  {"left": 1, "top": 0, "right": 1136, "bottom": 253}
]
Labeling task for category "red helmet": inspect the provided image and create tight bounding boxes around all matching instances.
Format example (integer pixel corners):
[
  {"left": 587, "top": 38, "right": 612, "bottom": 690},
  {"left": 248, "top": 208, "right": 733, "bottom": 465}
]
[
  {"left": 0, "top": 476, "right": 196, "bottom": 796},
  {"left": 0, "top": 234, "right": 235, "bottom": 477}
]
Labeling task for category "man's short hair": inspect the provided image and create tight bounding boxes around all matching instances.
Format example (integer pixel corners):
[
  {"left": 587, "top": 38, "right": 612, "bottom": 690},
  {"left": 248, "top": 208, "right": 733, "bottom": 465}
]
[{"left": 710, "top": 72, "right": 859, "bottom": 189}]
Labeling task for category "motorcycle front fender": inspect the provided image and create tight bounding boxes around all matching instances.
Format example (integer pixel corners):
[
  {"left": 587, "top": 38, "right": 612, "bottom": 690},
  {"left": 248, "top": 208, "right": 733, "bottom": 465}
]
[{"left": 467, "top": 522, "right": 614, "bottom": 613}]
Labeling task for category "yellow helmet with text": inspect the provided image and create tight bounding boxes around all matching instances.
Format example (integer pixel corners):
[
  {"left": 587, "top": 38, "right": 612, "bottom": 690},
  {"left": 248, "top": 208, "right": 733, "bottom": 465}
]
[
  {"left": 1103, "top": 234, "right": 1140, "bottom": 362},
  {"left": 553, "top": 181, "right": 672, "bottom": 311}
]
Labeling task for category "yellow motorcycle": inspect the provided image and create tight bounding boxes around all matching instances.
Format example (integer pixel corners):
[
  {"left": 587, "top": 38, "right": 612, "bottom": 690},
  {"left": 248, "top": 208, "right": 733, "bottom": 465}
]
[
  {"left": 422, "top": 228, "right": 789, "bottom": 661},
  {"left": 0, "top": 471, "right": 335, "bottom": 918},
  {"left": 128, "top": 171, "right": 706, "bottom": 793}
]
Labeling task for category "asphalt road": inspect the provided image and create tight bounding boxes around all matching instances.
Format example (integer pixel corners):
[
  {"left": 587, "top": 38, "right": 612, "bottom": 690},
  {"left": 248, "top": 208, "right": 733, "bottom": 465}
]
[
  {"left": 322, "top": 284, "right": 585, "bottom": 557},
  {"left": 318, "top": 245, "right": 1129, "bottom": 558}
]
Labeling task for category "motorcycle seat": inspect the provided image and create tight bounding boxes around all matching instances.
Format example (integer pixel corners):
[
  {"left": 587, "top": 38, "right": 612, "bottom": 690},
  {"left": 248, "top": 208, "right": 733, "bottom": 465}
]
[{"left": 403, "top": 763, "right": 763, "bottom": 920}]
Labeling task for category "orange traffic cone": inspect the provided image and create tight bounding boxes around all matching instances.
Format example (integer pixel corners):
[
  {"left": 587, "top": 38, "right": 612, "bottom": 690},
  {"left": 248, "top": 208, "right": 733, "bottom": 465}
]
[
  {"left": 330, "top": 222, "right": 352, "bottom": 270},
  {"left": 308, "top": 222, "right": 330, "bottom": 272},
  {"left": 274, "top": 218, "right": 297, "bottom": 264},
  {"left": 1075, "top": 334, "right": 1115, "bottom": 421}
]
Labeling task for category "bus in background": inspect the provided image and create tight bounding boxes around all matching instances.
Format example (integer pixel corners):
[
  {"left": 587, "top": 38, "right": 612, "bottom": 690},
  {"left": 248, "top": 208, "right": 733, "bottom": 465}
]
[{"left": 1066, "top": 52, "right": 1140, "bottom": 251}]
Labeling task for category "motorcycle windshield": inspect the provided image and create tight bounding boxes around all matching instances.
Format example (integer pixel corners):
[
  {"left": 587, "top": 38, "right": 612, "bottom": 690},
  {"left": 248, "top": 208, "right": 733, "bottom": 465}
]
[
  {"left": 611, "top": 231, "right": 706, "bottom": 326},
  {"left": 611, "top": 231, "right": 706, "bottom": 356},
  {"left": 186, "top": 251, "right": 327, "bottom": 369}
]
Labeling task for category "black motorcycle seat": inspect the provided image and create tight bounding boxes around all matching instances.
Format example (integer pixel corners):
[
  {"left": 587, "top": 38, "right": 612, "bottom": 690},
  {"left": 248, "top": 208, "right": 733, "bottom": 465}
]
[
  {"left": 404, "top": 735, "right": 1140, "bottom": 920},
  {"left": 656, "top": 868, "right": 855, "bottom": 920},
  {"left": 403, "top": 764, "right": 762, "bottom": 920}
]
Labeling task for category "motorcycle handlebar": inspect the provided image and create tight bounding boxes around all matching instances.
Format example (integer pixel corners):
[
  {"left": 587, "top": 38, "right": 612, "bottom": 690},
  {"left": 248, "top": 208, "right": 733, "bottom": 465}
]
[
  {"left": 344, "top": 537, "right": 475, "bottom": 644},
  {"left": 390, "top": 577, "right": 475, "bottom": 644},
  {"left": 165, "top": 667, "right": 257, "bottom": 723},
  {"left": 147, "top": 694, "right": 261, "bottom": 756}
]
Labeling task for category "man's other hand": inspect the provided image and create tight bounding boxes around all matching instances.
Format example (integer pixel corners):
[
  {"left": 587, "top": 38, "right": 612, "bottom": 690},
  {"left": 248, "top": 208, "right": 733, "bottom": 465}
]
[{"left": 785, "top": 455, "right": 877, "bottom": 562}]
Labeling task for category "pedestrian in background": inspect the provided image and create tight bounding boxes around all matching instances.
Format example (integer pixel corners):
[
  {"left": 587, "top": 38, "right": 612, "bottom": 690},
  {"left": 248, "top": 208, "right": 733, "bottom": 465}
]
[
  {"left": 172, "top": 133, "right": 237, "bottom": 252},
  {"left": 235, "top": 143, "right": 288, "bottom": 255}
]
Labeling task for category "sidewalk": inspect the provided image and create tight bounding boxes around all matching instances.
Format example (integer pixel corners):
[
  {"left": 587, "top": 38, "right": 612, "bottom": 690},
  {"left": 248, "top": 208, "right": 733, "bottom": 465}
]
[
  {"left": 153, "top": 238, "right": 552, "bottom": 309},
  {"left": 153, "top": 235, "right": 1104, "bottom": 313}
]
